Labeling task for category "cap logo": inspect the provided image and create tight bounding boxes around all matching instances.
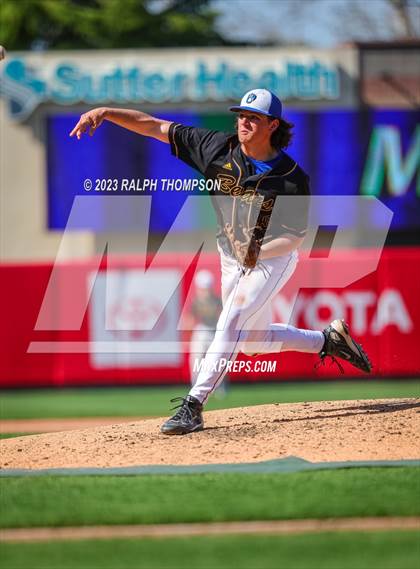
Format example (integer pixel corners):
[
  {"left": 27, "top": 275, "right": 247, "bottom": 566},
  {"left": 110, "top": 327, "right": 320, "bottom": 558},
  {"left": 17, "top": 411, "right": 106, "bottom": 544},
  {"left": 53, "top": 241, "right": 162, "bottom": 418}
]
[{"left": 246, "top": 93, "right": 257, "bottom": 103}]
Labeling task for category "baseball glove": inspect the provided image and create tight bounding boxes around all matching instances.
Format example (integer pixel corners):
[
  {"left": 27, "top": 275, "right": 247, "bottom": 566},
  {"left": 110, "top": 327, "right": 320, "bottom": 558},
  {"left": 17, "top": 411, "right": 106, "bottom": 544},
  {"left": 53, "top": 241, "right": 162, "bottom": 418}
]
[{"left": 225, "top": 223, "right": 261, "bottom": 269}]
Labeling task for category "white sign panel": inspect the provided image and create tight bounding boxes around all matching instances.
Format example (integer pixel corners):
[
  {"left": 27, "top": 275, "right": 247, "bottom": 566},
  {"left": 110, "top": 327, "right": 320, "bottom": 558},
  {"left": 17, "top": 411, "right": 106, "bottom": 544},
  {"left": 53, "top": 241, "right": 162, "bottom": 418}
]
[{"left": 89, "top": 268, "right": 182, "bottom": 369}]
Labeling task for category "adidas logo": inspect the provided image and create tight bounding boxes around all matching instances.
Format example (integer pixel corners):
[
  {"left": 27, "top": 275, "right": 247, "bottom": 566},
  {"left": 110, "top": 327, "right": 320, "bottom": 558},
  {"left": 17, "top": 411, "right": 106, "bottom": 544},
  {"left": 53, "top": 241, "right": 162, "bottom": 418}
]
[{"left": 222, "top": 162, "right": 232, "bottom": 170}]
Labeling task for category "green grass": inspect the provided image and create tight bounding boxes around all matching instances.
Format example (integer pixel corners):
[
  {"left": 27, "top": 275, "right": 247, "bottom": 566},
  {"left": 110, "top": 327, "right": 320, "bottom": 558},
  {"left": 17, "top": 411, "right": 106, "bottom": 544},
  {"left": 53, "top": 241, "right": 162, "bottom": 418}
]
[
  {"left": 1, "top": 531, "right": 419, "bottom": 569},
  {"left": 0, "top": 433, "right": 35, "bottom": 439},
  {"left": 1, "top": 468, "right": 419, "bottom": 528},
  {"left": 1, "top": 381, "right": 419, "bottom": 419}
]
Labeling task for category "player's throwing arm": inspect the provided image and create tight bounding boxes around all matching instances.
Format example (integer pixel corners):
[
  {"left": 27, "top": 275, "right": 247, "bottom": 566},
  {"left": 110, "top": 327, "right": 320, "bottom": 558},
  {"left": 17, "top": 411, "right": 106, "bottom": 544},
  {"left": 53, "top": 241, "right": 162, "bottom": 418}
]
[{"left": 70, "top": 107, "right": 172, "bottom": 143}]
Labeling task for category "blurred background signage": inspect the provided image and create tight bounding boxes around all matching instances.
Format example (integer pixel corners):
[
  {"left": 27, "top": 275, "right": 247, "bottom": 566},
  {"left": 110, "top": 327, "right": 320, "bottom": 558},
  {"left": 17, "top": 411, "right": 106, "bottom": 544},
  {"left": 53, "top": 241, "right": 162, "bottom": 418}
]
[{"left": 1, "top": 49, "right": 344, "bottom": 120}]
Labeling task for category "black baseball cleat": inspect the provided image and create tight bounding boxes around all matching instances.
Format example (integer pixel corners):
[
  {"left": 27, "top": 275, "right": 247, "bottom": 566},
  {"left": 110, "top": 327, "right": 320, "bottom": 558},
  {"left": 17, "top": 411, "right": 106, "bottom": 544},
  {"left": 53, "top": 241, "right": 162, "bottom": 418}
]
[
  {"left": 319, "top": 319, "right": 372, "bottom": 373},
  {"left": 160, "top": 395, "right": 204, "bottom": 435}
]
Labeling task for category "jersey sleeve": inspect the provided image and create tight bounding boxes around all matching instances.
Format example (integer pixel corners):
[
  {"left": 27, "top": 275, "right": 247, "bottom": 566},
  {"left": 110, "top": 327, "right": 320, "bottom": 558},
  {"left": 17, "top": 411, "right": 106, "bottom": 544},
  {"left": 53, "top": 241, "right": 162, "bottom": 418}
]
[
  {"left": 168, "top": 123, "right": 230, "bottom": 175},
  {"left": 265, "top": 175, "right": 311, "bottom": 241},
  {"left": 279, "top": 176, "right": 311, "bottom": 237}
]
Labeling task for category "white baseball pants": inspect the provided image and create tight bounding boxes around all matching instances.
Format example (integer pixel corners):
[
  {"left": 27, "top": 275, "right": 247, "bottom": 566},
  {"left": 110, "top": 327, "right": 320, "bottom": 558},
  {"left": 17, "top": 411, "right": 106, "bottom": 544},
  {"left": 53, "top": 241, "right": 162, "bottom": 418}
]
[{"left": 188, "top": 248, "right": 325, "bottom": 404}]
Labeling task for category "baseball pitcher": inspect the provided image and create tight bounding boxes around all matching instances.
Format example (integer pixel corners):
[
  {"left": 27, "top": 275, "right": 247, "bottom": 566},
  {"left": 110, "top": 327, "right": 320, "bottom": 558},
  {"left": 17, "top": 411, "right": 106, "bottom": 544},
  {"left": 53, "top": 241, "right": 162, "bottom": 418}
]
[{"left": 71, "top": 88, "right": 372, "bottom": 435}]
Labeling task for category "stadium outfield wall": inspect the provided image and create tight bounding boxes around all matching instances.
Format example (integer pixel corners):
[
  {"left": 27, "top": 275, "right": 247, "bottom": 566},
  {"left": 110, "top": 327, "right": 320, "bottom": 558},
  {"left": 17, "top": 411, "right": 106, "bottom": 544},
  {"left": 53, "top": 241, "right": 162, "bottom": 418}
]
[{"left": 0, "top": 247, "right": 419, "bottom": 387}]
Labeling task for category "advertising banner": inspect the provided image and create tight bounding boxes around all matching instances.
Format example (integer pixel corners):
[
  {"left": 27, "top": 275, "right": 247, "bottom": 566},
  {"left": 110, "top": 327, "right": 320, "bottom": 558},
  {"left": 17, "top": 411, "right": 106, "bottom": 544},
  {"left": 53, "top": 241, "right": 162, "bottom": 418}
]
[
  {"left": 0, "top": 47, "right": 356, "bottom": 121},
  {"left": 0, "top": 247, "right": 419, "bottom": 387}
]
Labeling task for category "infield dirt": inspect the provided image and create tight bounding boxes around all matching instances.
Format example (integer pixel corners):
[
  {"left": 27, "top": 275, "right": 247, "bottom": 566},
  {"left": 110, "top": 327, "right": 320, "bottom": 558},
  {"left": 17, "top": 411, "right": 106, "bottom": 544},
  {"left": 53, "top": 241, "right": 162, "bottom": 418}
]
[{"left": 1, "top": 399, "right": 419, "bottom": 470}]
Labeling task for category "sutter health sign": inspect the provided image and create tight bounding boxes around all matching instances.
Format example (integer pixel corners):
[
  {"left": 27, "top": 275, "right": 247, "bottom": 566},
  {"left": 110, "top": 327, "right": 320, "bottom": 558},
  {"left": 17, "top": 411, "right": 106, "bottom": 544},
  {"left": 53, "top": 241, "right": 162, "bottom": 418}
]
[{"left": 0, "top": 48, "right": 347, "bottom": 121}]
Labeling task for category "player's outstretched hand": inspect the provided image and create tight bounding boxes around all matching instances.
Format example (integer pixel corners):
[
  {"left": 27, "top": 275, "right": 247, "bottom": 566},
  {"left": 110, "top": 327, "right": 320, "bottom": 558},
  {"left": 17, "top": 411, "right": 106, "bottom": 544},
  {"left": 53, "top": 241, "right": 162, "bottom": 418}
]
[{"left": 70, "top": 108, "right": 107, "bottom": 139}]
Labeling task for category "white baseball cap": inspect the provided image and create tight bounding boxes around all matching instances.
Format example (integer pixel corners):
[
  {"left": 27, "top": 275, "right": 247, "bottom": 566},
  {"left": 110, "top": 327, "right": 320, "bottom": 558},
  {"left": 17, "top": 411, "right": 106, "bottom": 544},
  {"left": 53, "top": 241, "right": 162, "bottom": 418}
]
[{"left": 229, "top": 89, "right": 283, "bottom": 119}]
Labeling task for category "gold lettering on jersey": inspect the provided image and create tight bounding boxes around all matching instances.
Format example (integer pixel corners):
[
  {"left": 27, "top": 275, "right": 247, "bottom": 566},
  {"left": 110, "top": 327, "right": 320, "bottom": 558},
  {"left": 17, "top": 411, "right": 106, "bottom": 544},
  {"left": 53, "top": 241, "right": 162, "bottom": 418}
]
[
  {"left": 261, "top": 198, "right": 274, "bottom": 212},
  {"left": 241, "top": 191, "right": 256, "bottom": 205},
  {"left": 216, "top": 174, "right": 276, "bottom": 212},
  {"left": 260, "top": 215, "right": 272, "bottom": 229},
  {"left": 217, "top": 173, "right": 243, "bottom": 195},
  {"left": 253, "top": 194, "right": 264, "bottom": 207},
  {"left": 232, "top": 185, "right": 246, "bottom": 197}
]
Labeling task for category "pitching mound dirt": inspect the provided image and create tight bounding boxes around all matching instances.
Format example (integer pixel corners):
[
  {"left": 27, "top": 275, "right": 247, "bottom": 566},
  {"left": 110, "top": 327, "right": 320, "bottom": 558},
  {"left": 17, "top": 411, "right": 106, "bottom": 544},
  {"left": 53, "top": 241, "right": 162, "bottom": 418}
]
[
  {"left": 1, "top": 399, "right": 419, "bottom": 470},
  {"left": 0, "top": 417, "right": 140, "bottom": 434}
]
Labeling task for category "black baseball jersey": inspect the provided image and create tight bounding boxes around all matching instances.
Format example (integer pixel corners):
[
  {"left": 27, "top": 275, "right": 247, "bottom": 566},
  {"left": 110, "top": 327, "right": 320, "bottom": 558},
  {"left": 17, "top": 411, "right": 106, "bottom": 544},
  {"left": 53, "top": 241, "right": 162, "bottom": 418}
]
[{"left": 168, "top": 124, "right": 310, "bottom": 259}]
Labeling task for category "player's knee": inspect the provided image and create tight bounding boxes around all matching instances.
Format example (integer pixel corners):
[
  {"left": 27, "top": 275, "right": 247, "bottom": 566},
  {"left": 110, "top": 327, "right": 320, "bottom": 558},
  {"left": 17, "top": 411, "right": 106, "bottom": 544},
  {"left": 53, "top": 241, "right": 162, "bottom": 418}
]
[
  {"left": 239, "top": 330, "right": 266, "bottom": 354},
  {"left": 232, "top": 292, "right": 252, "bottom": 309}
]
